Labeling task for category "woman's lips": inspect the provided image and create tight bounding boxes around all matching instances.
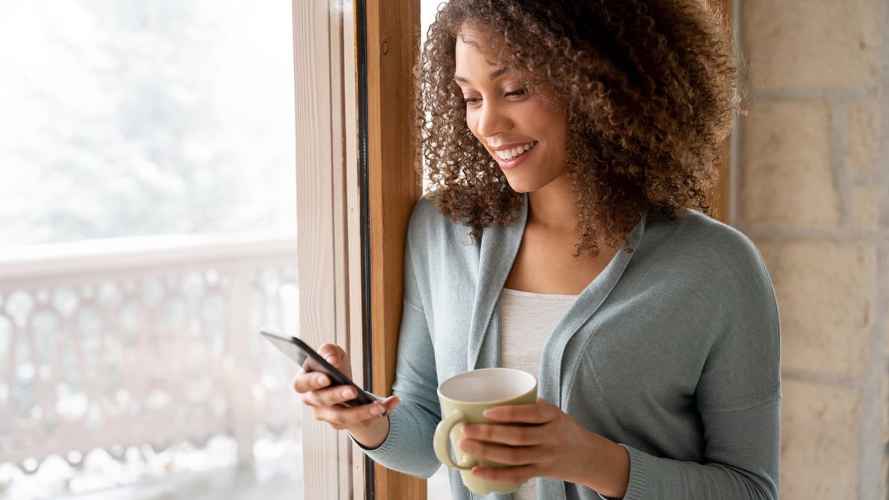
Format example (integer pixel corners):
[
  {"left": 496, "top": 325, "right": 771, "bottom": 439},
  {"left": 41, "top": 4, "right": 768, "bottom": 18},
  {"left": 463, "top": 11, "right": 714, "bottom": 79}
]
[{"left": 493, "top": 141, "right": 537, "bottom": 169}]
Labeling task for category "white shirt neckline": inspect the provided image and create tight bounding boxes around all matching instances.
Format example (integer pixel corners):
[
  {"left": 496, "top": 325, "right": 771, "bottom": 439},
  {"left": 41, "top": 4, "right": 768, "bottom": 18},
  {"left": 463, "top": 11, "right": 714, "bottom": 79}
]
[{"left": 501, "top": 287, "right": 579, "bottom": 300}]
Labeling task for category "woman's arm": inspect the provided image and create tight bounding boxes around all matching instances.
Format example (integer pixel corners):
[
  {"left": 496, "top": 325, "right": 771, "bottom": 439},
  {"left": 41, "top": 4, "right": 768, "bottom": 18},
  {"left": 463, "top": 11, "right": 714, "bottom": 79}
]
[
  {"left": 605, "top": 234, "right": 781, "bottom": 500},
  {"left": 347, "top": 298, "right": 443, "bottom": 480},
  {"left": 347, "top": 202, "right": 443, "bottom": 478},
  {"left": 603, "top": 397, "right": 780, "bottom": 500}
]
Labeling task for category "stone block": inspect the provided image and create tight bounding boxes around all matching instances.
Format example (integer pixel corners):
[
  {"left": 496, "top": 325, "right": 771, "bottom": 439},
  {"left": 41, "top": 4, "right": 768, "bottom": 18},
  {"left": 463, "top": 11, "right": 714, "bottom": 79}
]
[
  {"left": 882, "top": 370, "right": 888, "bottom": 443},
  {"left": 850, "top": 186, "right": 879, "bottom": 229},
  {"left": 743, "top": 101, "right": 839, "bottom": 227},
  {"left": 848, "top": 100, "right": 879, "bottom": 178},
  {"left": 757, "top": 241, "right": 874, "bottom": 378},
  {"left": 744, "top": 0, "right": 881, "bottom": 89},
  {"left": 780, "top": 379, "right": 860, "bottom": 499},
  {"left": 883, "top": 455, "right": 889, "bottom": 500}
]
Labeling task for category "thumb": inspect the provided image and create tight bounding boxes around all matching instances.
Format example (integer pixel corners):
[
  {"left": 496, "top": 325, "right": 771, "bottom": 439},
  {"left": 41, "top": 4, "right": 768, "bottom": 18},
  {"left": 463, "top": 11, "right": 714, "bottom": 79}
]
[
  {"left": 318, "top": 343, "right": 344, "bottom": 363},
  {"left": 317, "top": 344, "right": 351, "bottom": 378},
  {"left": 382, "top": 395, "right": 400, "bottom": 411}
]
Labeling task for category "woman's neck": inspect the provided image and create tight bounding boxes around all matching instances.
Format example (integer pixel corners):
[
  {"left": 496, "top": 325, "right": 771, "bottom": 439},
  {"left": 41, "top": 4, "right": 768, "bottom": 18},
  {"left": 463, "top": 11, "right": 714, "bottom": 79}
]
[{"left": 527, "top": 174, "right": 581, "bottom": 234}]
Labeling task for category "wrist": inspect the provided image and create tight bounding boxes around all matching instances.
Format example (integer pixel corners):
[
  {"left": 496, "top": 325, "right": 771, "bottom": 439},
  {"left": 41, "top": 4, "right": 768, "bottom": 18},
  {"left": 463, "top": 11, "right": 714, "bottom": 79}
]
[
  {"left": 349, "top": 414, "right": 390, "bottom": 449},
  {"left": 582, "top": 433, "right": 629, "bottom": 498}
]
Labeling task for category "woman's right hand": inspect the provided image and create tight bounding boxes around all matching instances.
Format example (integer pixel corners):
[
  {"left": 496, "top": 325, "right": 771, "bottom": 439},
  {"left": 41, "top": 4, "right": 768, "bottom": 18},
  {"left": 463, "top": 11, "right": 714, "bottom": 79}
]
[{"left": 292, "top": 343, "right": 400, "bottom": 431}]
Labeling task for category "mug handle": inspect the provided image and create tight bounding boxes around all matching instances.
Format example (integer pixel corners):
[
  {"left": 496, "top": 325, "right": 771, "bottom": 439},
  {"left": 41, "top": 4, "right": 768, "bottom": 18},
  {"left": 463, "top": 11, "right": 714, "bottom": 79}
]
[{"left": 433, "top": 410, "right": 477, "bottom": 470}]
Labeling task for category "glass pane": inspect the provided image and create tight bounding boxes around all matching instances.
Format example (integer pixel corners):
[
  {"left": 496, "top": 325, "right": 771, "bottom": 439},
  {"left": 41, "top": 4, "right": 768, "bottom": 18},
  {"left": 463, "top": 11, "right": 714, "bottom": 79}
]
[
  {"left": 0, "top": 2, "right": 303, "bottom": 499},
  {"left": 0, "top": 0, "right": 296, "bottom": 247}
]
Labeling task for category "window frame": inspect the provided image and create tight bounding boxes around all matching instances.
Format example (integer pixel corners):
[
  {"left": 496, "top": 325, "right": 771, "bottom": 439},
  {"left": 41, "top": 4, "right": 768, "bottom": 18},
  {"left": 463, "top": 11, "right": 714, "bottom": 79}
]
[
  {"left": 294, "top": 1, "right": 371, "bottom": 499},
  {"left": 363, "top": 0, "right": 424, "bottom": 499},
  {"left": 294, "top": 1, "right": 421, "bottom": 499}
]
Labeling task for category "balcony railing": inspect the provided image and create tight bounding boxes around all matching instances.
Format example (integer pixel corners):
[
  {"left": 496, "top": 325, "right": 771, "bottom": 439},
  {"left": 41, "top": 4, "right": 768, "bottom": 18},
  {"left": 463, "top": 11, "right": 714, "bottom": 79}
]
[{"left": 0, "top": 233, "right": 304, "bottom": 499}]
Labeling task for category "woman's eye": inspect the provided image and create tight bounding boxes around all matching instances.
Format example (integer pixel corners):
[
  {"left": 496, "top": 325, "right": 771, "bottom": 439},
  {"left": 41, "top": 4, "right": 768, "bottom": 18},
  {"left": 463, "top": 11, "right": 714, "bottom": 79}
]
[{"left": 462, "top": 88, "right": 526, "bottom": 106}]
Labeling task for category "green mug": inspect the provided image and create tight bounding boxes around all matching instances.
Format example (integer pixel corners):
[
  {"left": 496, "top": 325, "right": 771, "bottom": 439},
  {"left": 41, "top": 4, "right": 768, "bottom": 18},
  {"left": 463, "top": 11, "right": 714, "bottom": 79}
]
[{"left": 433, "top": 367, "right": 538, "bottom": 495}]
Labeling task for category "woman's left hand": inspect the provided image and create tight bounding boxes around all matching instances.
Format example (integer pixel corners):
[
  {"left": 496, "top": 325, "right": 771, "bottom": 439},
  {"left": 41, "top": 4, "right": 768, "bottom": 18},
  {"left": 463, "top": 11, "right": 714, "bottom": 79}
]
[{"left": 459, "top": 398, "right": 628, "bottom": 496}]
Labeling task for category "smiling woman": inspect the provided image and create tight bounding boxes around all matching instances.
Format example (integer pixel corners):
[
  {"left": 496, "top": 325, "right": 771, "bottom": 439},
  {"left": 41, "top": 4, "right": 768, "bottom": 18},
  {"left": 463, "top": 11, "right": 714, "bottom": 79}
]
[{"left": 348, "top": 2, "right": 780, "bottom": 500}]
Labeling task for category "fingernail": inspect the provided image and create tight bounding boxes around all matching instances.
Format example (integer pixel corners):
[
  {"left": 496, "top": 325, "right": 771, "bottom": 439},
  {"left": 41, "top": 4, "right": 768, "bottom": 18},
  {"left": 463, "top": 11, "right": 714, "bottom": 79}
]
[
  {"left": 317, "top": 375, "right": 328, "bottom": 385},
  {"left": 342, "top": 388, "right": 355, "bottom": 398}
]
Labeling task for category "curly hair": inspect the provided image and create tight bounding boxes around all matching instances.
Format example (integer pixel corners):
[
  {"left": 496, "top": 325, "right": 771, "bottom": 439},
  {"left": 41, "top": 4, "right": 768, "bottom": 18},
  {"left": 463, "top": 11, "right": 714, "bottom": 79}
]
[{"left": 416, "top": 0, "right": 741, "bottom": 257}]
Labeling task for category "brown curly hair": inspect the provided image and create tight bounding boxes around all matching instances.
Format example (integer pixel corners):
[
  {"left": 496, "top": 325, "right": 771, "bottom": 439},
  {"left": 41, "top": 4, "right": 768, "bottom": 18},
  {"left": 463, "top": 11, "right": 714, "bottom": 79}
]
[{"left": 416, "top": 0, "right": 741, "bottom": 257}]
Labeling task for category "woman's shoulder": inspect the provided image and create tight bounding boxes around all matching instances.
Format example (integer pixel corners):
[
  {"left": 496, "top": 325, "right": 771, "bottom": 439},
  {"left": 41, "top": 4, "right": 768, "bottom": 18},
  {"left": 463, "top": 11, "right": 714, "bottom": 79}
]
[
  {"left": 409, "top": 191, "right": 445, "bottom": 226},
  {"left": 406, "top": 190, "right": 474, "bottom": 252},
  {"left": 644, "top": 208, "right": 774, "bottom": 288},
  {"left": 409, "top": 189, "right": 472, "bottom": 231}
]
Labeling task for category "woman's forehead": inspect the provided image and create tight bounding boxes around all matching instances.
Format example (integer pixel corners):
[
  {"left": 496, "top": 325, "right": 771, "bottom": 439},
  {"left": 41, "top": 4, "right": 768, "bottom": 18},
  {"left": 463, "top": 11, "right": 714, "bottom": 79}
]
[
  {"left": 457, "top": 21, "right": 507, "bottom": 53},
  {"left": 455, "top": 24, "right": 507, "bottom": 70}
]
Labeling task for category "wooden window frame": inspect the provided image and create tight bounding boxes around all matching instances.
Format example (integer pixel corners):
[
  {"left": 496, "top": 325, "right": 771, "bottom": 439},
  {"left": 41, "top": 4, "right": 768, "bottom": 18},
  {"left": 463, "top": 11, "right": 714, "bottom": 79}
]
[
  {"left": 364, "top": 1, "right": 424, "bottom": 499},
  {"left": 295, "top": 1, "right": 421, "bottom": 499},
  {"left": 295, "top": 1, "right": 732, "bottom": 499},
  {"left": 714, "top": 0, "right": 734, "bottom": 223},
  {"left": 294, "top": 1, "right": 370, "bottom": 499}
]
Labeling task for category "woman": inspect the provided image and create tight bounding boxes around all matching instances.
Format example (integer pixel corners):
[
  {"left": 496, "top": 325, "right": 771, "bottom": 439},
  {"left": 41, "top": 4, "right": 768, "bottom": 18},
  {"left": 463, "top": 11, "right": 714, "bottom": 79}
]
[{"left": 293, "top": 1, "right": 780, "bottom": 499}]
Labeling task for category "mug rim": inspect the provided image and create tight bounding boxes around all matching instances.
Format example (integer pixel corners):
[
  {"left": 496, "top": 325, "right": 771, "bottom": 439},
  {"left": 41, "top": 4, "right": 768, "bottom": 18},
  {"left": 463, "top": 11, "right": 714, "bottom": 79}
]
[{"left": 437, "top": 367, "right": 537, "bottom": 405}]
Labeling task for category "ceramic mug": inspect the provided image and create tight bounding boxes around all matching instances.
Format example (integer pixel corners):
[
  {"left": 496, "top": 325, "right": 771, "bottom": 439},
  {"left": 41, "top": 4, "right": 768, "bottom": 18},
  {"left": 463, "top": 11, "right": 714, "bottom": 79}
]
[{"left": 433, "top": 367, "right": 538, "bottom": 495}]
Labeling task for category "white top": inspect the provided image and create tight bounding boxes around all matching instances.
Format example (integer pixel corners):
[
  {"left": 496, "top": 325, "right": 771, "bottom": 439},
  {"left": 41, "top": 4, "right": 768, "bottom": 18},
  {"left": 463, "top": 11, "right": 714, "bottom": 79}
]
[{"left": 498, "top": 287, "right": 578, "bottom": 500}]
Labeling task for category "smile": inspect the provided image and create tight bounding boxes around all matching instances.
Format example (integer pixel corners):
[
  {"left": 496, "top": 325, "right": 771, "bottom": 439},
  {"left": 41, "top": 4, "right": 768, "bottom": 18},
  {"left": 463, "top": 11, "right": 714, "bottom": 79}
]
[{"left": 492, "top": 141, "right": 538, "bottom": 169}]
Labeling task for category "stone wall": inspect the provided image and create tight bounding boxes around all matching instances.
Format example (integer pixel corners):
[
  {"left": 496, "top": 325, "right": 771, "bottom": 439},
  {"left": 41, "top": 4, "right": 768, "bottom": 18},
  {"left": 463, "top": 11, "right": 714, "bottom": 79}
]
[{"left": 736, "top": 1, "right": 888, "bottom": 498}]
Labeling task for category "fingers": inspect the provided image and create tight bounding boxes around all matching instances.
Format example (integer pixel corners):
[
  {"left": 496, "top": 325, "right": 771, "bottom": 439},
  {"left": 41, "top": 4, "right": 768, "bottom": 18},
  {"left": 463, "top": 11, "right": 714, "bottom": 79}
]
[
  {"left": 463, "top": 422, "right": 544, "bottom": 446},
  {"left": 289, "top": 342, "right": 403, "bottom": 431},
  {"left": 304, "top": 384, "right": 360, "bottom": 407},
  {"left": 311, "top": 400, "right": 391, "bottom": 430},
  {"left": 292, "top": 371, "right": 332, "bottom": 394},
  {"left": 470, "top": 463, "right": 537, "bottom": 485},
  {"left": 459, "top": 439, "right": 539, "bottom": 466}
]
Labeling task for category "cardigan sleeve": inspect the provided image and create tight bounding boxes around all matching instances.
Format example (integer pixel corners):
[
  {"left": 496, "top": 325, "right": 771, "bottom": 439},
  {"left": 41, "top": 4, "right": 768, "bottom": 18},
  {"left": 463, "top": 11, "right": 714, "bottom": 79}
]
[
  {"left": 347, "top": 201, "right": 443, "bottom": 478},
  {"left": 618, "top": 398, "right": 780, "bottom": 500},
  {"left": 617, "top": 226, "right": 782, "bottom": 500}
]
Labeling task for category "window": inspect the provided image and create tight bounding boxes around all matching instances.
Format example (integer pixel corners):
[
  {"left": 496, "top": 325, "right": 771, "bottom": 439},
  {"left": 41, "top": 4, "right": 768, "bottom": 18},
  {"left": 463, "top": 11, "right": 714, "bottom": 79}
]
[{"left": 0, "top": 2, "right": 302, "bottom": 499}]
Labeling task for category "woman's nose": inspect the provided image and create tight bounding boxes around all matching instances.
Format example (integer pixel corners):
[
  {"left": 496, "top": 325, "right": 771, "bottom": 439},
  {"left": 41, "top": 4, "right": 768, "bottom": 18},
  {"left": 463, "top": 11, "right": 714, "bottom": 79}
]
[{"left": 475, "top": 101, "right": 512, "bottom": 138}]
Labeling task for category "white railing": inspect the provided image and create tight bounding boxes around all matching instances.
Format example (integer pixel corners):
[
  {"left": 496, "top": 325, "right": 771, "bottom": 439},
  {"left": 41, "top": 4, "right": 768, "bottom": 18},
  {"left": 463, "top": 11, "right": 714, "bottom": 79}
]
[{"left": 0, "top": 233, "right": 304, "bottom": 498}]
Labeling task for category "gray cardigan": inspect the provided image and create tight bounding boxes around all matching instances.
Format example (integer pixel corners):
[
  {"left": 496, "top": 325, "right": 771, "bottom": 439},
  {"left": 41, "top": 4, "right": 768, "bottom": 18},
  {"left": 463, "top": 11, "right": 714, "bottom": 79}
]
[{"left": 350, "top": 192, "right": 781, "bottom": 500}]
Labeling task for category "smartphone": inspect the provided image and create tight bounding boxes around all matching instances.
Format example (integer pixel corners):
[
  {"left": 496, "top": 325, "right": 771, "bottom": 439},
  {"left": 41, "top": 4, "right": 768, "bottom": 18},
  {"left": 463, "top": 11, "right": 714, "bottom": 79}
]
[{"left": 259, "top": 330, "right": 385, "bottom": 408}]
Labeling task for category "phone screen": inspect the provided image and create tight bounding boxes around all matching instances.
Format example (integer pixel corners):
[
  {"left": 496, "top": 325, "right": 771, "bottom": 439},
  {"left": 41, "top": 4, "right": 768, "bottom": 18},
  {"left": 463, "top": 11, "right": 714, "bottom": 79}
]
[{"left": 259, "top": 330, "right": 384, "bottom": 407}]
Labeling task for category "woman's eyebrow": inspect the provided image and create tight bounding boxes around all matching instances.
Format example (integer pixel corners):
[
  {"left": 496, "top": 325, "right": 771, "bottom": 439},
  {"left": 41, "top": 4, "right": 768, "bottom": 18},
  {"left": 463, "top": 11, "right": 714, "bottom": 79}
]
[{"left": 453, "top": 67, "right": 509, "bottom": 83}]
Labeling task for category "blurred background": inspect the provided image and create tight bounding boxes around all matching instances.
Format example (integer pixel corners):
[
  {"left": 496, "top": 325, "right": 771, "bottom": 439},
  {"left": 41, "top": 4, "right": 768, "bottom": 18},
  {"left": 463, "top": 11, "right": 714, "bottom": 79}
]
[
  {"left": 0, "top": 1, "right": 303, "bottom": 499},
  {"left": 0, "top": 1, "right": 887, "bottom": 499}
]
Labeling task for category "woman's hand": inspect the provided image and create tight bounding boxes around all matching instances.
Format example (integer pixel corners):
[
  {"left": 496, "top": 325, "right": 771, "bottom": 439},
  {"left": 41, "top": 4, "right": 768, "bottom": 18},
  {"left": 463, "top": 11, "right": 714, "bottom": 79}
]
[
  {"left": 459, "top": 398, "right": 629, "bottom": 497},
  {"left": 292, "top": 343, "right": 400, "bottom": 431}
]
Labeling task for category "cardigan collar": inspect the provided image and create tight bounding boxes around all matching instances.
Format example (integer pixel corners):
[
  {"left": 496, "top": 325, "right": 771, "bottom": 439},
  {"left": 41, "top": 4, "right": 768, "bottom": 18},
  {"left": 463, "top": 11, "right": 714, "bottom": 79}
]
[{"left": 464, "top": 192, "right": 647, "bottom": 500}]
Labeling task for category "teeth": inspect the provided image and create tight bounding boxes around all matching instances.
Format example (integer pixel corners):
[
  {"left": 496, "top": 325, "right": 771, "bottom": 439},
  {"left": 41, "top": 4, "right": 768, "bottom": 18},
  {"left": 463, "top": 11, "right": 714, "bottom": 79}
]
[{"left": 495, "top": 141, "right": 536, "bottom": 161}]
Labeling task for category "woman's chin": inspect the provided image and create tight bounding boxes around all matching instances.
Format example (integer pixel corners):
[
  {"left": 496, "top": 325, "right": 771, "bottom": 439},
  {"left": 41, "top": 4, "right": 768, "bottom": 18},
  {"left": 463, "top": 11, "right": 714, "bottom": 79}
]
[{"left": 502, "top": 178, "right": 533, "bottom": 194}]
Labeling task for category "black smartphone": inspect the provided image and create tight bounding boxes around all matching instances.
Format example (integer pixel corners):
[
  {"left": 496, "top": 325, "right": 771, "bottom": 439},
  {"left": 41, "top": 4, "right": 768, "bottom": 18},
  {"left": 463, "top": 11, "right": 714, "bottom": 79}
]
[{"left": 259, "top": 330, "right": 384, "bottom": 408}]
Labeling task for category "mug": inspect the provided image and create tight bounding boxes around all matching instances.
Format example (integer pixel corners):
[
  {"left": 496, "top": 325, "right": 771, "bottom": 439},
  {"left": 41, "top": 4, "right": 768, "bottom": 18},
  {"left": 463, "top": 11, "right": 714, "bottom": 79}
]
[{"left": 433, "top": 367, "right": 538, "bottom": 495}]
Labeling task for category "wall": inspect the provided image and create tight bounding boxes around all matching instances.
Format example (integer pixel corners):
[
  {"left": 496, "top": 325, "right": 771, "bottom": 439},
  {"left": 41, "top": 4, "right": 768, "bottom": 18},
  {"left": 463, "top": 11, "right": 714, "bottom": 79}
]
[{"left": 736, "top": 1, "right": 888, "bottom": 498}]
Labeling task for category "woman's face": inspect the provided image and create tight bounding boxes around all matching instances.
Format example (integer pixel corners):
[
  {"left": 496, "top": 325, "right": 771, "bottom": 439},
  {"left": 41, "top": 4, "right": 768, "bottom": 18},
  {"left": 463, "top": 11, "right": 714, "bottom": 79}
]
[{"left": 453, "top": 24, "right": 569, "bottom": 193}]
